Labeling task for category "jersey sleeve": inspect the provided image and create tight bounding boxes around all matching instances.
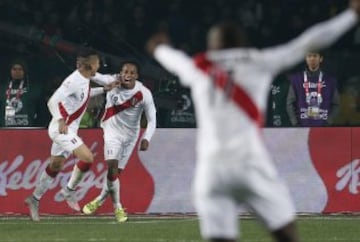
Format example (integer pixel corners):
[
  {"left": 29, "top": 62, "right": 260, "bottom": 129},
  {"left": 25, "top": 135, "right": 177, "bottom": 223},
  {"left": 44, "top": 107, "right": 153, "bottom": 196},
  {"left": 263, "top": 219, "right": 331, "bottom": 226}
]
[
  {"left": 154, "top": 45, "right": 204, "bottom": 87},
  {"left": 260, "top": 9, "right": 358, "bottom": 74},
  {"left": 142, "top": 89, "right": 157, "bottom": 141},
  {"left": 47, "top": 78, "right": 77, "bottom": 120},
  {"left": 91, "top": 72, "right": 116, "bottom": 86},
  {"left": 90, "top": 87, "right": 104, "bottom": 97}
]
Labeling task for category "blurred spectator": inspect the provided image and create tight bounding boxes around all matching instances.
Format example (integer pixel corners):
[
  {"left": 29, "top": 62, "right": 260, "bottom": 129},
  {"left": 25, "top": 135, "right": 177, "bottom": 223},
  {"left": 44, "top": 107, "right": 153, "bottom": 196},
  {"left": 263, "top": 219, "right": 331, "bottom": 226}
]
[
  {"left": 0, "top": 59, "right": 45, "bottom": 127},
  {"left": 334, "top": 76, "right": 360, "bottom": 125},
  {"left": 266, "top": 75, "right": 292, "bottom": 127},
  {"left": 286, "top": 52, "right": 339, "bottom": 127}
]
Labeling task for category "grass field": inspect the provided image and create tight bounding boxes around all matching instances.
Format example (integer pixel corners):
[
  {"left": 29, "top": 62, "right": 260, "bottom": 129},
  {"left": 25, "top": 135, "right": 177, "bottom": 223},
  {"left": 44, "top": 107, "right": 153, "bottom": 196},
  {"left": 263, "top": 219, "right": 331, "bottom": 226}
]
[{"left": 0, "top": 215, "right": 359, "bottom": 242}]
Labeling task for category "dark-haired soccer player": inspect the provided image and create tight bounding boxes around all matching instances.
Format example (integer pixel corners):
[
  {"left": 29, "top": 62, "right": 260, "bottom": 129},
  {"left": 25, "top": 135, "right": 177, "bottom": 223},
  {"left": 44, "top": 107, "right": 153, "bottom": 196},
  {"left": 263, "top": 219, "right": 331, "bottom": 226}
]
[{"left": 82, "top": 61, "right": 156, "bottom": 222}]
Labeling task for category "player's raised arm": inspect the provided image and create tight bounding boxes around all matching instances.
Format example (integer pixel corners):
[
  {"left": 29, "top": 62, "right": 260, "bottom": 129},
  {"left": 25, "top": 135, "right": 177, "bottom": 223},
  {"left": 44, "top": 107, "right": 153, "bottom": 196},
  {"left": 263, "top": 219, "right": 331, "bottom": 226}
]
[
  {"left": 147, "top": 33, "right": 204, "bottom": 87},
  {"left": 260, "top": 4, "right": 359, "bottom": 74}
]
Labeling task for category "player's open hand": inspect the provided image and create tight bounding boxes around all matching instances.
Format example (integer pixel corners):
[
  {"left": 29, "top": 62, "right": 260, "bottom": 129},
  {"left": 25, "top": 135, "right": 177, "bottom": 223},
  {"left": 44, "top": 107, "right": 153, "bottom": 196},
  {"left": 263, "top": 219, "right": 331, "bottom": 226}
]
[
  {"left": 58, "top": 119, "right": 68, "bottom": 134},
  {"left": 140, "top": 139, "right": 149, "bottom": 151},
  {"left": 146, "top": 33, "right": 171, "bottom": 56},
  {"left": 350, "top": 0, "right": 360, "bottom": 15}
]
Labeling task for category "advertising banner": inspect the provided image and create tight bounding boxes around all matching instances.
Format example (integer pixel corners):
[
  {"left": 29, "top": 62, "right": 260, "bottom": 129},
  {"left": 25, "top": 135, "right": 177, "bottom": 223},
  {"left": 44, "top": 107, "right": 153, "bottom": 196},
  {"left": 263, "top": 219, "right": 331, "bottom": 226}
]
[{"left": 0, "top": 128, "right": 359, "bottom": 215}]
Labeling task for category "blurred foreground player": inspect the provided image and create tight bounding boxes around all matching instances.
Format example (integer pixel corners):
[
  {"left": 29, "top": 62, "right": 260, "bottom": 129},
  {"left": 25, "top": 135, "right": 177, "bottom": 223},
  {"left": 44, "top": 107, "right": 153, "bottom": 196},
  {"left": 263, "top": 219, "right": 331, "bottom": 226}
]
[{"left": 147, "top": 1, "right": 360, "bottom": 241}]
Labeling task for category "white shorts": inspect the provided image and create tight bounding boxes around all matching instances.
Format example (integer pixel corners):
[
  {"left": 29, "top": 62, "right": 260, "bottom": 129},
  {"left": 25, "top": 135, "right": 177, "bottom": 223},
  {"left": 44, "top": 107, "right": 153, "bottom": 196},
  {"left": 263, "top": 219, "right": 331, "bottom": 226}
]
[
  {"left": 48, "top": 120, "right": 83, "bottom": 158},
  {"left": 194, "top": 146, "right": 295, "bottom": 239},
  {"left": 103, "top": 128, "right": 138, "bottom": 169}
]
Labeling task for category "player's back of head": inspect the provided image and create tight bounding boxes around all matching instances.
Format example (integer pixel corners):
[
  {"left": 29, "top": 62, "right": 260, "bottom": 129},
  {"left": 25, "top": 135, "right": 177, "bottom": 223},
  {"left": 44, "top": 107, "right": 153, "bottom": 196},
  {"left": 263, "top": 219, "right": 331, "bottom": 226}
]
[
  {"left": 77, "top": 47, "right": 99, "bottom": 58},
  {"left": 76, "top": 47, "right": 99, "bottom": 71},
  {"left": 207, "top": 22, "right": 248, "bottom": 50}
]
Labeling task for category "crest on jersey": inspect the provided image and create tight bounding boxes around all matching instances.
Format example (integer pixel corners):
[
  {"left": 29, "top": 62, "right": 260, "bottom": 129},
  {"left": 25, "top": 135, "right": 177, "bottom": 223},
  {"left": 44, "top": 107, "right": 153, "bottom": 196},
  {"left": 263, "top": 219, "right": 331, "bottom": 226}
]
[
  {"left": 130, "top": 97, "right": 140, "bottom": 106},
  {"left": 111, "top": 95, "right": 118, "bottom": 104}
]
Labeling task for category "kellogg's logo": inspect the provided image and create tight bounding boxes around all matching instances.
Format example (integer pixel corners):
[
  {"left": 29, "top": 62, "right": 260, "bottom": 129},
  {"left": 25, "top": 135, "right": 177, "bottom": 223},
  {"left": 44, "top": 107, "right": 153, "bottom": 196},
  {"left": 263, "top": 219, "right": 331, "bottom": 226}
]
[
  {"left": 0, "top": 129, "right": 154, "bottom": 215},
  {"left": 336, "top": 159, "right": 360, "bottom": 195}
]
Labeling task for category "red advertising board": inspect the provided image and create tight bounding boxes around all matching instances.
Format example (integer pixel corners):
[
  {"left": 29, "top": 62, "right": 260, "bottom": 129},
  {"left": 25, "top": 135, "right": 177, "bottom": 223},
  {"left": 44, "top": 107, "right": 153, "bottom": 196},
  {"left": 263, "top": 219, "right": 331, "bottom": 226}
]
[
  {"left": 309, "top": 128, "right": 360, "bottom": 213},
  {"left": 0, "top": 128, "right": 359, "bottom": 215},
  {"left": 0, "top": 129, "right": 154, "bottom": 215}
]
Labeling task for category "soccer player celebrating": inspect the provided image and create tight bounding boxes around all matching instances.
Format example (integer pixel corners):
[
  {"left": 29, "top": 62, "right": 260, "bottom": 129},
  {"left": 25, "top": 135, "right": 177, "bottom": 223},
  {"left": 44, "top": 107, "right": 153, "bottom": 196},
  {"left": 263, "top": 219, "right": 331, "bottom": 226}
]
[
  {"left": 146, "top": 1, "right": 360, "bottom": 241},
  {"left": 81, "top": 61, "right": 156, "bottom": 222},
  {"left": 25, "top": 48, "right": 119, "bottom": 221}
]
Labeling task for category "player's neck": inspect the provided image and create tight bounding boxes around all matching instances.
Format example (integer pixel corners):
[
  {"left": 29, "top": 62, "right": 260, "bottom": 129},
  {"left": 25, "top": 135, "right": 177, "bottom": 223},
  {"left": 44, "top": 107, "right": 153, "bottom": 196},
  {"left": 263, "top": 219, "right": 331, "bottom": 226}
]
[{"left": 78, "top": 69, "right": 92, "bottom": 79}]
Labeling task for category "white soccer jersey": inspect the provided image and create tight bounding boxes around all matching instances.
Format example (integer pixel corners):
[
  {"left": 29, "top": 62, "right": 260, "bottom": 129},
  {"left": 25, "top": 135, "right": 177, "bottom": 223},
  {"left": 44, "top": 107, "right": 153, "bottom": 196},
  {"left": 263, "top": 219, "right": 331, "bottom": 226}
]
[
  {"left": 92, "top": 73, "right": 156, "bottom": 141},
  {"left": 47, "top": 70, "right": 92, "bottom": 131}
]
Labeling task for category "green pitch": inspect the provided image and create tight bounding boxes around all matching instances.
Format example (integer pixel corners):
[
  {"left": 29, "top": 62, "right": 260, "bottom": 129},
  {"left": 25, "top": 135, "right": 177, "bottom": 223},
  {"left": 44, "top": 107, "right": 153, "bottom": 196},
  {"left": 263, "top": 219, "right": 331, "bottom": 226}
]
[{"left": 0, "top": 215, "right": 359, "bottom": 241}]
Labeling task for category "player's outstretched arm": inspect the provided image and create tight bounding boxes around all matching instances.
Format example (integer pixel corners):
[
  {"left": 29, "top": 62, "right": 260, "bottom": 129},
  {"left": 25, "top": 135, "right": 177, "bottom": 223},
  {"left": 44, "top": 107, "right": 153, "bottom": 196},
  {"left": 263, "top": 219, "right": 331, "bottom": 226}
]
[
  {"left": 91, "top": 72, "right": 116, "bottom": 86},
  {"left": 146, "top": 33, "right": 203, "bottom": 87},
  {"left": 90, "top": 80, "right": 121, "bottom": 97},
  {"left": 260, "top": 2, "right": 359, "bottom": 74}
]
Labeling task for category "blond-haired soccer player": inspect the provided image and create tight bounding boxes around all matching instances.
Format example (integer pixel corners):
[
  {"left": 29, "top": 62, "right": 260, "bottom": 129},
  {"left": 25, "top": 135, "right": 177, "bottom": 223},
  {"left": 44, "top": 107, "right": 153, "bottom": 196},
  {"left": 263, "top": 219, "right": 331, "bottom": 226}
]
[
  {"left": 147, "top": 1, "right": 360, "bottom": 241},
  {"left": 25, "top": 48, "right": 119, "bottom": 221},
  {"left": 81, "top": 60, "right": 156, "bottom": 222}
]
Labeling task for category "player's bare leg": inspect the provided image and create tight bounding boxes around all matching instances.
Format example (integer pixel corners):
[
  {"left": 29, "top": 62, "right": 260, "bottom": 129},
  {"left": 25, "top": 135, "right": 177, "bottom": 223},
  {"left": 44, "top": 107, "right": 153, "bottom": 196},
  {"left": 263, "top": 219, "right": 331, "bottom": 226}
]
[
  {"left": 25, "top": 156, "right": 66, "bottom": 221},
  {"left": 61, "top": 144, "right": 94, "bottom": 211}
]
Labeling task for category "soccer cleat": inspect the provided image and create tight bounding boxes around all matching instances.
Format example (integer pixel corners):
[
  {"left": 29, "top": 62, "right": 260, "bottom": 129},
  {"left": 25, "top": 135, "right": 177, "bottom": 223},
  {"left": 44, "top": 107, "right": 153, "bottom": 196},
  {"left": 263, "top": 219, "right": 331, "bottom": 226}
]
[
  {"left": 60, "top": 187, "right": 80, "bottom": 212},
  {"left": 25, "top": 196, "right": 40, "bottom": 222},
  {"left": 114, "top": 208, "right": 128, "bottom": 223},
  {"left": 82, "top": 199, "right": 101, "bottom": 215}
]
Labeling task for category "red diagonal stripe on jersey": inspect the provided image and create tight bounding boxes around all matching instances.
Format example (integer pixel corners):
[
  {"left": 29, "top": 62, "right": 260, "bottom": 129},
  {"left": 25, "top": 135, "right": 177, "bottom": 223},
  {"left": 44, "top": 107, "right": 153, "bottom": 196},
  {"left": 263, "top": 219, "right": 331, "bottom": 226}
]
[
  {"left": 58, "top": 87, "right": 91, "bottom": 125},
  {"left": 194, "top": 53, "right": 263, "bottom": 126},
  {"left": 102, "top": 91, "right": 143, "bottom": 122}
]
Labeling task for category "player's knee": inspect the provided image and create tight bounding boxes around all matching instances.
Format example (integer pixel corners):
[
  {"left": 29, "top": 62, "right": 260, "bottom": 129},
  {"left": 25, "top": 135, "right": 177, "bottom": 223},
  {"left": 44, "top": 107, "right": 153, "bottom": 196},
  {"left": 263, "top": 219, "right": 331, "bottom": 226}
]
[
  {"left": 83, "top": 153, "right": 94, "bottom": 163},
  {"left": 49, "top": 162, "right": 63, "bottom": 172},
  {"left": 49, "top": 157, "right": 66, "bottom": 171}
]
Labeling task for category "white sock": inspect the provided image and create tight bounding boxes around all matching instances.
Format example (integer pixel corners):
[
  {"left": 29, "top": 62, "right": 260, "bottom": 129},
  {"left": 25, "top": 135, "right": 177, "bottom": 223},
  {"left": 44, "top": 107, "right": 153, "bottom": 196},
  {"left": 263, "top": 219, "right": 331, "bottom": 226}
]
[
  {"left": 33, "top": 171, "right": 54, "bottom": 200},
  {"left": 108, "top": 179, "right": 121, "bottom": 209},
  {"left": 67, "top": 165, "right": 84, "bottom": 190},
  {"left": 95, "top": 177, "right": 110, "bottom": 204}
]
